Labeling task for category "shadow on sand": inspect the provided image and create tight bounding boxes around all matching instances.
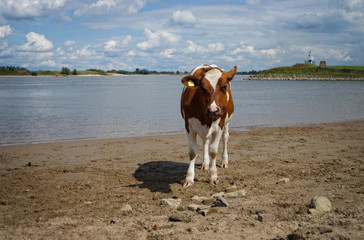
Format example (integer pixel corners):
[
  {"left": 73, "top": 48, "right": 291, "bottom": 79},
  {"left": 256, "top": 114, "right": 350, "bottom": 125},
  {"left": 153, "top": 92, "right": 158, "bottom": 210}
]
[{"left": 130, "top": 161, "right": 189, "bottom": 193}]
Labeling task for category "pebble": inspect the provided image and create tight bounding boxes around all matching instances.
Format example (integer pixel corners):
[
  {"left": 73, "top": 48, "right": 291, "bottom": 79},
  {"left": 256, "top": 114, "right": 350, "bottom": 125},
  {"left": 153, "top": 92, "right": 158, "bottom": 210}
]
[
  {"left": 310, "top": 196, "right": 331, "bottom": 212},
  {"left": 224, "top": 189, "right": 246, "bottom": 198},
  {"left": 257, "top": 213, "right": 274, "bottom": 222},
  {"left": 160, "top": 198, "right": 182, "bottom": 209},
  {"left": 169, "top": 214, "right": 192, "bottom": 223},
  {"left": 191, "top": 196, "right": 209, "bottom": 202},
  {"left": 120, "top": 203, "right": 132, "bottom": 212},
  {"left": 213, "top": 196, "right": 229, "bottom": 207},
  {"left": 187, "top": 204, "right": 210, "bottom": 211},
  {"left": 277, "top": 178, "right": 290, "bottom": 184},
  {"left": 199, "top": 207, "right": 218, "bottom": 216},
  {"left": 225, "top": 185, "right": 237, "bottom": 193},
  {"left": 212, "top": 192, "right": 225, "bottom": 198},
  {"left": 202, "top": 199, "right": 215, "bottom": 205}
]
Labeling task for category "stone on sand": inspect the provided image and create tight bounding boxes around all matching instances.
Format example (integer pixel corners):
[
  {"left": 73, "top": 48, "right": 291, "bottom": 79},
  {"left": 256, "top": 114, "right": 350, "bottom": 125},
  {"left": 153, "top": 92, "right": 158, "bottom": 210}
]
[
  {"left": 120, "top": 203, "right": 132, "bottom": 212},
  {"left": 213, "top": 196, "right": 229, "bottom": 207},
  {"left": 310, "top": 196, "right": 332, "bottom": 212},
  {"left": 224, "top": 189, "right": 246, "bottom": 198},
  {"left": 225, "top": 185, "right": 238, "bottom": 193},
  {"left": 277, "top": 178, "right": 290, "bottom": 184},
  {"left": 160, "top": 198, "right": 182, "bottom": 209}
]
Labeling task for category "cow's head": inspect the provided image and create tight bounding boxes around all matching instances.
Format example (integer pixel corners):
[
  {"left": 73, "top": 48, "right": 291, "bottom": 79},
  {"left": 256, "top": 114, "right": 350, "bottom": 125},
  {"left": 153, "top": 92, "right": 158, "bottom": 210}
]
[{"left": 182, "top": 65, "right": 237, "bottom": 118}]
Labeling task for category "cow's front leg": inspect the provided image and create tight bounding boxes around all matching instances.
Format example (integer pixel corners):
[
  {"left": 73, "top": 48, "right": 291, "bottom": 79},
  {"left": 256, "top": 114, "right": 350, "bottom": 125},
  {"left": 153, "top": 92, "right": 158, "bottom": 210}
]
[
  {"left": 221, "top": 123, "right": 229, "bottom": 168},
  {"left": 184, "top": 130, "right": 198, "bottom": 188},
  {"left": 201, "top": 138, "right": 210, "bottom": 171},
  {"left": 209, "top": 131, "right": 222, "bottom": 185}
]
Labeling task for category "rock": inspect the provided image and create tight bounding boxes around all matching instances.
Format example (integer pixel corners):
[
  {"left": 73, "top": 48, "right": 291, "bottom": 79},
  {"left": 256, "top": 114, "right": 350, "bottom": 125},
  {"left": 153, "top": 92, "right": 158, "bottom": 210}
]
[
  {"left": 287, "top": 233, "right": 305, "bottom": 240},
  {"left": 187, "top": 204, "right": 209, "bottom": 211},
  {"left": 310, "top": 196, "right": 331, "bottom": 212},
  {"left": 187, "top": 204, "right": 201, "bottom": 211},
  {"left": 277, "top": 178, "right": 290, "bottom": 184},
  {"left": 120, "top": 203, "right": 132, "bottom": 212},
  {"left": 212, "top": 192, "right": 224, "bottom": 198},
  {"left": 213, "top": 196, "right": 229, "bottom": 207},
  {"left": 308, "top": 208, "right": 321, "bottom": 215},
  {"left": 225, "top": 185, "right": 237, "bottom": 193},
  {"left": 224, "top": 189, "right": 246, "bottom": 198},
  {"left": 160, "top": 198, "right": 182, "bottom": 209},
  {"left": 199, "top": 207, "right": 218, "bottom": 216},
  {"left": 257, "top": 213, "right": 274, "bottom": 222},
  {"left": 202, "top": 199, "right": 215, "bottom": 205},
  {"left": 191, "top": 196, "right": 209, "bottom": 202},
  {"left": 177, "top": 205, "right": 186, "bottom": 211},
  {"left": 169, "top": 214, "right": 192, "bottom": 223}
]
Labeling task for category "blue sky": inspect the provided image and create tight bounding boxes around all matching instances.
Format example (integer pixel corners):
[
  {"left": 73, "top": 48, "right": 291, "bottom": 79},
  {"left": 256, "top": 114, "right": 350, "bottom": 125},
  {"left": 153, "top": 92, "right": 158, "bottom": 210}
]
[{"left": 0, "top": 0, "right": 363, "bottom": 71}]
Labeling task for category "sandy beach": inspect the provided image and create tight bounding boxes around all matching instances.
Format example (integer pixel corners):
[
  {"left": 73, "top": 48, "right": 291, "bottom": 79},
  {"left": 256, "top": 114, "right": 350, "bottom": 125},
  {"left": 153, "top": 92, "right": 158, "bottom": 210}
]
[{"left": 1, "top": 121, "right": 363, "bottom": 239}]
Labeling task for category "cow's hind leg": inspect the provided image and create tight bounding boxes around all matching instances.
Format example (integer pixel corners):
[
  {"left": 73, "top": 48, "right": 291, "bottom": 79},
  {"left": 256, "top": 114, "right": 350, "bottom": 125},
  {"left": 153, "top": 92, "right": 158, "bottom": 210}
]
[
  {"left": 184, "top": 130, "right": 198, "bottom": 188},
  {"left": 209, "top": 130, "right": 223, "bottom": 185},
  {"left": 221, "top": 123, "right": 229, "bottom": 168}
]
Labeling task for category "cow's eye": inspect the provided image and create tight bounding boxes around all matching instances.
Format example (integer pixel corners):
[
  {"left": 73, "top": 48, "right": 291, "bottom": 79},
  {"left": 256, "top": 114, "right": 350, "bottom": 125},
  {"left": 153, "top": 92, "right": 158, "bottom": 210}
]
[{"left": 221, "top": 85, "right": 227, "bottom": 93}]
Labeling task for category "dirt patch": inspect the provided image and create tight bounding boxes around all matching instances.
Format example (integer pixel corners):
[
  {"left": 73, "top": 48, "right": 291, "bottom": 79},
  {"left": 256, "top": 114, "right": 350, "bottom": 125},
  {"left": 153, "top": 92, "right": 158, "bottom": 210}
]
[{"left": 1, "top": 121, "right": 363, "bottom": 239}]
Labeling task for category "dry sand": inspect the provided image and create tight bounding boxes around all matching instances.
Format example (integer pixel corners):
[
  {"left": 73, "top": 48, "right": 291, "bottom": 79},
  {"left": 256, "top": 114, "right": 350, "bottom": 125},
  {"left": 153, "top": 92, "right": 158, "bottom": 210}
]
[{"left": 1, "top": 121, "right": 363, "bottom": 239}]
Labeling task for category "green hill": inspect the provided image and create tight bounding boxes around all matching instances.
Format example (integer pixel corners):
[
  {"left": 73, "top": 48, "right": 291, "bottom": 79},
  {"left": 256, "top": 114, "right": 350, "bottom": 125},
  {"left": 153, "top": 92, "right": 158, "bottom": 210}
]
[{"left": 248, "top": 64, "right": 364, "bottom": 80}]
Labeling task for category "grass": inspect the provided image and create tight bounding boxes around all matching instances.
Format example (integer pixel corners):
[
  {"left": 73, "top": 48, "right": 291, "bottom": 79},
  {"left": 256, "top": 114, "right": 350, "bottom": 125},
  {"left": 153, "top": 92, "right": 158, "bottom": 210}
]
[{"left": 259, "top": 64, "right": 364, "bottom": 77}]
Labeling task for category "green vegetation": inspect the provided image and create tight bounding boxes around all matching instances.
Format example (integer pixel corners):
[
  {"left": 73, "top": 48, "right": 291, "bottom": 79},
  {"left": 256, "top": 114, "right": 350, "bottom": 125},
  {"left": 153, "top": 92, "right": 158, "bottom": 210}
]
[
  {"left": 0, "top": 66, "right": 31, "bottom": 75},
  {"left": 61, "top": 67, "right": 71, "bottom": 75},
  {"left": 258, "top": 64, "right": 364, "bottom": 77}
]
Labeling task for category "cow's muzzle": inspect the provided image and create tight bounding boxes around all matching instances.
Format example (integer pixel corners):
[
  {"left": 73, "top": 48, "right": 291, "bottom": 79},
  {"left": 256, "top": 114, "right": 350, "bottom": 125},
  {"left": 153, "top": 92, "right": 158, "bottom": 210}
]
[{"left": 205, "top": 105, "right": 222, "bottom": 118}]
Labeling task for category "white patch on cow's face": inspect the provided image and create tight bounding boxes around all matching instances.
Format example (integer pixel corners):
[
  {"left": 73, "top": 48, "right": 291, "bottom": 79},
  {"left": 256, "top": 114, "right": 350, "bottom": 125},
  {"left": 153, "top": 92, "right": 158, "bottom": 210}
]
[
  {"left": 227, "top": 92, "right": 230, "bottom": 102},
  {"left": 205, "top": 69, "right": 222, "bottom": 91},
  {"left": 210, "top": 100, "right": 218, "bottom": 111}
]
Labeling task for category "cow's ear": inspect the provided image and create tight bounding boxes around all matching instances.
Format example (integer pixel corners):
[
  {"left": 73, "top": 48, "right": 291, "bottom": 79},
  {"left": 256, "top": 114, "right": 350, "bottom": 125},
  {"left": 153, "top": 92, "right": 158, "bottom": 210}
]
[
  {"left": 181, "top": 75, "right": 200, "bottom": 87},
  {"left": 227, "top": 66, "right": 238, "bottom": 82}
]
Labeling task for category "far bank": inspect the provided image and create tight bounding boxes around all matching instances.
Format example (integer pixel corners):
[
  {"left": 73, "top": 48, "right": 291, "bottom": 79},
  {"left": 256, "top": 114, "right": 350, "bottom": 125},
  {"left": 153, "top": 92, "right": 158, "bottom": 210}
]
[{"left": 247, "top": 64, "right": 364, "bottom": 81}]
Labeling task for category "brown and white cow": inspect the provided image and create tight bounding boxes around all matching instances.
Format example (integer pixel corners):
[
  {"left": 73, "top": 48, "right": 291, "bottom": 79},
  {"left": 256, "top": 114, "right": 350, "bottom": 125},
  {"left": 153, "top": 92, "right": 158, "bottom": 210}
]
[{"left": 180, "top": 64, "right": 237, "bottom": 187}]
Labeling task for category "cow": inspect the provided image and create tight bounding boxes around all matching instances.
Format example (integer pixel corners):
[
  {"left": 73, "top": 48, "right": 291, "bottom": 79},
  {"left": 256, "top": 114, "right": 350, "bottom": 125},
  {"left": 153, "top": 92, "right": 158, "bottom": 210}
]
[{"left": 180, "top": 64, "right": 237, "bottom": 187}]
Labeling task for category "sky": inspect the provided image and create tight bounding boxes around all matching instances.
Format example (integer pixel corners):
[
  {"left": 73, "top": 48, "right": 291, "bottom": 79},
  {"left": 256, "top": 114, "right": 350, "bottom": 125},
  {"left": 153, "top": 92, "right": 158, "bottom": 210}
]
[{"left": 0, "top": 0, "right": 363, "bottom": 72}]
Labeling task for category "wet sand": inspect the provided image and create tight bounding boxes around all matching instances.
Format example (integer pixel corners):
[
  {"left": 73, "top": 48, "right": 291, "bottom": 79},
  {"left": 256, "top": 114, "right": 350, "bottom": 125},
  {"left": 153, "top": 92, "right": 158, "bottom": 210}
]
[{"left": 1, "top": 121, "right": 363, "bottom": 239}]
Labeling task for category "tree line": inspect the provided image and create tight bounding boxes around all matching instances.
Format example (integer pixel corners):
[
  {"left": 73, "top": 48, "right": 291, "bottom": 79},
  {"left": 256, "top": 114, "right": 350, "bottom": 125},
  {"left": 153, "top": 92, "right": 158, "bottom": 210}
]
[{"left": 1, "top": 66, "right": 263, "bottom": 76}]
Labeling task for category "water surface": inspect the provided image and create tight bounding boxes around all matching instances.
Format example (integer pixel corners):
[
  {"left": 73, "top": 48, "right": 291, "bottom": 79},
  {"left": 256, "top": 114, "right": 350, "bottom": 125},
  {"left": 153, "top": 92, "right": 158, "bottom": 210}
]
[{"left": 1, "top": 75, "right": 363, "bottom": 145}]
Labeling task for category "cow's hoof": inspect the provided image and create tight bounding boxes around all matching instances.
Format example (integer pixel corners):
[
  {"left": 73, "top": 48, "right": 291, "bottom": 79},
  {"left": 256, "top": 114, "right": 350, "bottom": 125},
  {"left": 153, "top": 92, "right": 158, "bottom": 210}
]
[
  {"left": 209, "top": 178, "right": 219, "bottom": 185},
  {"left": 201, "top": 164, "right": 209, "bottom": 171},
  {"left": 183, "top": 180, "right": 194, "bottom": 188},
  {"left": 221, "top": 163, "right": 228, "bottom": 168}
]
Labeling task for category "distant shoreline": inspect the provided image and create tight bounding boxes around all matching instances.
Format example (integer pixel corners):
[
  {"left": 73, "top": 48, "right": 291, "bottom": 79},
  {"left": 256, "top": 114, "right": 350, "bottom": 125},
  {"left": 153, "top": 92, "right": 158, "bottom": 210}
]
[
  {"left": 0, "top": 73, "right": 172, "bottom": 78},
  {"left": 247, "top": 74, "right": 364, "bottom": 81}
]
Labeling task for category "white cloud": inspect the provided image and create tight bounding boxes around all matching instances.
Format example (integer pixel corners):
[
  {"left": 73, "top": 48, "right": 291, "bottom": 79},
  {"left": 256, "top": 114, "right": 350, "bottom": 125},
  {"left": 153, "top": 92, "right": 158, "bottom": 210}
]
[
  {"left": 74, "top": 0, "right": 146, "bottom": 17},
  {"left": 18, "top": 32, "right": 54, "bottom": 52},
  {"left": 0, "top": 25, "right": 12, "bottom": 38},
  {"left": 171, "top": 10, "right": 197, "bottom": 25},
  {"left": 64, "top": 40, "right": 76, "bottom": 47},
  {"left": 259, "top": 49, "right": 277, "bottom": 58},
  {"left": 160, "top": 49, "right": 175, "bottom": 58},
  {"left": 41, "top": 60, "right": 56, "bottom": 67},
  {"left": 232, "top": 42, "right": 255, "bottom": 55},
  {"left": 0, "top": 0, "right": 66, "bottom": 21},
  {"left": 208, "top": 42, "right": 225, "bottom": 52},
  {"left": 185, "top": 40, "right": 206, "bottom": 54},
  {"left": 137, "top": 29, "right": 180, "bottom": 51},
  {"left": 328, "top": 49, "right": 353, "bottom": 62},
  {"left": 104, "top": 40, "right": 118, "bottom": 51}
]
